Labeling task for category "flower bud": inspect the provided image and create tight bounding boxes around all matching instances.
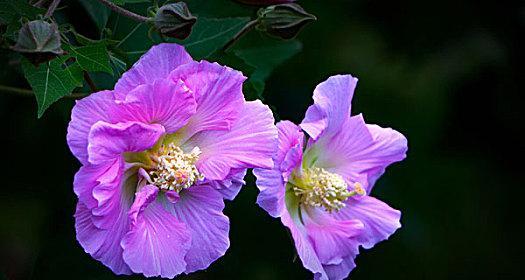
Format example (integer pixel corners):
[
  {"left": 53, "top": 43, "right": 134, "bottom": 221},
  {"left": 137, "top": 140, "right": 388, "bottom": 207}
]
[
  {"left": 154, "top": 2, "right": 197, "bottom": 40},
  {"left": 256, "top": 3, "right": 316, "bottom": 39},
  {"left": 11, "top": 20, "right": 63, "bottom": 55},
  {"left": 236, "top": 0, "right": 296, "bottom": 5}
]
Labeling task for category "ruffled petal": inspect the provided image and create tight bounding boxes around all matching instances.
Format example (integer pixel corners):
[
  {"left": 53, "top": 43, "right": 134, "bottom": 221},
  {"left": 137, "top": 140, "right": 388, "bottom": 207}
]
[
  {"left": 67, "top": 90, "right": 117, "bottom": 165},
  {"left": 168, "top": 61, "right": 246, "bottom": 139},
  {"left": 186, "top": 100, "right": 277, "bottom": 180},
  {"left": 73, "top": 161, "right": 120, "bottom": 209},
  {"left": 114, "top": 43, "right": 193, "bottom": 96},
  {"left": 87, "top": 121, "right": 165, "bottom": 164},
  {"left": 307, "top": 114, "right": 407, "bottom": 191},
  {"left": 122, "top": 185, "right": 191, "bottom": 278},
  {"left": 207, "top": 169, "right": 247, "bottom": 200},
  {"left": 275, "top": 121, "right": 304, "bottom": 173},
  {"left": 253, "top": 168, "right": 286, "bottom": 218},
  {"left": 333, "top": 196, "right": 401, "bottom": 249},
  {"left": 300, "top": 75, "right": 358, "bottom": 140},
  {"left": 280, "top": 202, "right": 327, "bottom": 280},
  {"left": 74, "top": 200, "right": 132, "bottom": 275},
  {"left": 302, "top": 207, "right": 363, "bottom": 266},
  {"left": 164, "top": 185, "right": 229, "bottom": 273},
  {"left": 116, "top": 79, "right": 197, "bottom": 133}
]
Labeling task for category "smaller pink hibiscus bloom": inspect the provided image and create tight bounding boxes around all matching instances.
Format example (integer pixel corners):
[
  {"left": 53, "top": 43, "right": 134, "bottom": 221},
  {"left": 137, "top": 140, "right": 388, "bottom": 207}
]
[
  {"left": 254, "top": 75, "right": 408, "bottom": 280},
  {"left": 68, "top": 43, "right": 277, "bottom": 278}
]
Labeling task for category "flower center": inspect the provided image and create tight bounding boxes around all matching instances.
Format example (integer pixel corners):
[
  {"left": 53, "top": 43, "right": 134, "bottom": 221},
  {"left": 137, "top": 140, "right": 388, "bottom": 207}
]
[
  {"left": 148, "top": 143, "right": 204, "bottom": 192},
  {"left": 291, "top": 167, "right": 365, "bottom": 212}
]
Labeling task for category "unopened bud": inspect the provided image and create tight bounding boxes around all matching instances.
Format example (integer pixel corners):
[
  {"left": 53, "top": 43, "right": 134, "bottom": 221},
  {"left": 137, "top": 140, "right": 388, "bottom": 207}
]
[
  {"left": 154, "top": 2, "right": 197, "bottom": 40},
  {"left": 11, "top": 20, "right": 63, "bottom": 55},
  {"left": 256, "top": 3, "right": 316, "bottom": 39}
]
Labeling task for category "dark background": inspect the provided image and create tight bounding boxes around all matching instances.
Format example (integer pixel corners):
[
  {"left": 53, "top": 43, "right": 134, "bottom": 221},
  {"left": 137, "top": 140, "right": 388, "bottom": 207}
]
[{"left": 1, "top": 0, "right": 523, "bottom": 279}]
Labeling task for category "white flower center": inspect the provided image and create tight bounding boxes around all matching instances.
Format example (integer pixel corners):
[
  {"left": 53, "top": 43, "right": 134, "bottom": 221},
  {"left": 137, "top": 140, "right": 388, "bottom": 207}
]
[
  {"left": 291, "top": 167, "right": 365, "bottom": 212},
  {"left": 148, "top": 143, "right": 204, "bottom": 192}
]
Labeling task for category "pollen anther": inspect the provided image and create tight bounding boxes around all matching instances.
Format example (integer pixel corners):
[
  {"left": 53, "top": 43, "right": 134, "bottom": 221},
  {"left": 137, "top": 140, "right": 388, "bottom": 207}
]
[{"left": 149, "top": 143, "right": 204, "bottom": 192}]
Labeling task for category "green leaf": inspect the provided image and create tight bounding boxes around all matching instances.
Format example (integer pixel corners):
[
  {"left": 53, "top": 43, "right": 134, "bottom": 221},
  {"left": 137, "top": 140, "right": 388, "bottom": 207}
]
[
  {"left": 22, "top": 57, "right": 83, "bottom": 117},
  {"left": 0, "top": 0, "right": 43, "bottom": 25},
  {"left": 180, "top": 17, "right": 250, "bottom": 59},
  {"left": 66, "top": 43, "right": 113, "bottom": 74},
  {"left": 235, "top": 40, "right": 302, "bottom": 99},
  {"left": 79, "top": 0, "right": 110, "bottom": 31},
  {"left": 110, "top": 0, "right": 150, "bottom": 5}
]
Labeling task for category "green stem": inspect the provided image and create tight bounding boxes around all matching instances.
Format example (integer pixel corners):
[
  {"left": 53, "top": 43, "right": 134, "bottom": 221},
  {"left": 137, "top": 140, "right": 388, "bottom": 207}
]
[
  {"left": 97, "top": 0, "right": 150, "bottom": 22},
  {"left": 222, "top": 19, "right": 259, "bottom": 52},
  {"left": 0, "top": 85, "right": 88, "bottom": 99}
]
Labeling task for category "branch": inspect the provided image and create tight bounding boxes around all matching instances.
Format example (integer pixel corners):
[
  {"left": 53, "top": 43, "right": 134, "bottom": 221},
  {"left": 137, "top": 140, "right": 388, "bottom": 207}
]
[
  {"left": 44, "top": 0, "right": 61, "bottom": 18},
  {"left": 0, "top": 85, "right": 88, "bottom": 99},
  {"left": 97, "top": 0, "right": 150, "bottom": 22}
]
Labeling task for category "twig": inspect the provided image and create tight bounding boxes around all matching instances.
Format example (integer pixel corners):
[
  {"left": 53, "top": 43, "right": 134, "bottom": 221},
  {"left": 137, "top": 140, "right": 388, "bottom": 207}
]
[
  {"left": 83, "top": 71, "right": 97, "bottom": 92},
  {"left": 222, "top": 19, "right": 259, "bottom": 52},
  {"left": 97, "top": 0, "right": 150, "bottom": 22},
  {"left": 44, "top": 0, "right": 61, "bottom": 18},
  {"left": 0, "top": 85, "right": 88, "bottom": 99}
]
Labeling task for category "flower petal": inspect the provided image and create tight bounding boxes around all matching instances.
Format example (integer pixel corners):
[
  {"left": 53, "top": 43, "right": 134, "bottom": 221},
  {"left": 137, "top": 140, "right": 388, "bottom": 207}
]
[
  {"left": 168, "top": 61, "right": 246, "bottom": 139},
  {"left": 300, "top": 75, "right": 358, "bottom": 140},
  {"left": 67, "top": 90, "right": 117, "bottom": 165},
  {"left": 122, "top": 185, "right": 191, "bottom": 278},
  {"left": 73, "top": 161, "right": 120, "bottom": 209},
  {"left": 74, "top": 200, "right": 132, "bottom": 275},
  {"left": 253, "top": 168, "right": 286, "bottom": 218},
  {"left": 117, "top": 79, "right": 197, "bottom": 133},
  {"left": 114, "top": 43, "right": 193, "bottom": 96},
  {"left": 333, "top": 196, "right": 401, "bottom": 249},
  {"left": 307, "top": 114, "right": 407, "bottom": 191},
  {"left": 164, "top": 185, "right": 229, "bottom": 273},
  {"left": 302, "top": 207, "right": 363, "bottom": 265},
  {"left": 87, "top": 121, "right": 165, "bottom": 164},
  {"left": 187, "top": 100, "right": 277, "bottom": 180},
  {"left": 207, "top": 169, "right": 247, "bottom": 200},
  {"left": 275, "top": 120, "right": 304, "bottom": 173},
  {"left": 280, "top": 202, "right": 327, "bottom": 280}
]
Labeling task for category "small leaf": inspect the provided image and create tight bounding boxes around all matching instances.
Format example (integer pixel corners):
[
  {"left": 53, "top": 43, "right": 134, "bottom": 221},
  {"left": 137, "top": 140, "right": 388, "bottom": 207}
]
[
  {"left": 79, "top": 0, "right": 110, "bottom": 31},
  {"left": 235, "top": 40, "right": 302, "bottom": 99},
  {"left": 66, "top": 43, "right": 113, "bottom": 74},
  {"left": 180, "top": 17, "right": 250, "bottom": 59},
  {"left": 22, "top": 56, "right": 83, "bottom": 117}
]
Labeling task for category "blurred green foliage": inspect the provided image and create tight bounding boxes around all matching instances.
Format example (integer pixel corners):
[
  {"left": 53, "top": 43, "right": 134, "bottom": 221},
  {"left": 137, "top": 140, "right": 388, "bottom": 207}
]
[{"left": 0, "top": 0, "right": 523, "bottom": 279}]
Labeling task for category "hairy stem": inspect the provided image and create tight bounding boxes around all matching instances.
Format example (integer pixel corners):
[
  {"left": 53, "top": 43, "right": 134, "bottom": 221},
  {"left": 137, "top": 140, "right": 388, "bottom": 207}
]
[
  {"left": 44, "top": 0, "right": 61, "bottom": 18},
  {"left": 97, "top": 0, "right": 150, "bottom": 22}
]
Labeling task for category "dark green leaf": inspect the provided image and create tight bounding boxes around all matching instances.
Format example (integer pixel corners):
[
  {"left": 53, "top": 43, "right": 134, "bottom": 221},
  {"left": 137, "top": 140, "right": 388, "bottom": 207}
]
[
  {"left": 79, "top": 0, "right": 110, "bottom": 31},
  {"left": 66, "top": 43, "right": 113, "bottom": 74},
  {"left": 181, "top": 17, "right": 250, "bottom": 59},
  {"left": 110, "top": 0, "right": 150, "bottom": 5},
  {"left": 235, "top": 40, "right": 302, "bottom": 99},
  {"left": 22, "top": 57, "right": 83, "bottom": 117},
  {"left": 0, "top": 0, "right": 43, "bottom": 25}
]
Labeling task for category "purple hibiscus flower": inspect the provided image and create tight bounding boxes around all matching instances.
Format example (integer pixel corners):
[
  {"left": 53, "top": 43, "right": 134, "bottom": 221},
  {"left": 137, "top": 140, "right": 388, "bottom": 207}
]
[
  {"left": 67, "top": 43, "right": 277, "bottom": 278},
  {"left": 254, "top": 75, "right": 408, "bottom": 279}
]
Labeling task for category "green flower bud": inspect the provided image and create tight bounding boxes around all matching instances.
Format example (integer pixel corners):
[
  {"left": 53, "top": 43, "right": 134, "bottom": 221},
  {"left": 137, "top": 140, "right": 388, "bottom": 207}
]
[
  {"left": 257, "top": 3, "right": 316, "bottom": 39},
  {"left": 11, "top": 20, "right": 63, "bottom": 55},
  {"left": 154, "top": 2, "right": 197, "bottom": 40}
]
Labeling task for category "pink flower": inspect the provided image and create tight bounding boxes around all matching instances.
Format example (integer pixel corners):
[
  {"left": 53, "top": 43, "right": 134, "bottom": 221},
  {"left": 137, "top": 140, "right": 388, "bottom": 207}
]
[
  {"left": 254, "top": 75, "right": 408, "bottom": 279},
  {"left": 68, "top": 44, "right": 277, "bottom": 278}
]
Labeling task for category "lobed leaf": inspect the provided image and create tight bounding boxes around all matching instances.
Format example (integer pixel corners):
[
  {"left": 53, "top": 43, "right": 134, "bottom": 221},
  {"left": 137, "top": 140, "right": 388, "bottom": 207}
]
[
  {"left": 22, "top": 57, "right": 83, "bottom": 117},
  {"left": 66, "top": 43, "right": 113, "bottom": 74}
]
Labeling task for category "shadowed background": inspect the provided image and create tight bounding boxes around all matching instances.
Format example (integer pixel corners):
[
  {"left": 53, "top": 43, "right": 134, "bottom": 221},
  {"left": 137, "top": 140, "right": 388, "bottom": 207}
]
[{"left": 0, "top": 0, "right": 523, "bottom": 279}]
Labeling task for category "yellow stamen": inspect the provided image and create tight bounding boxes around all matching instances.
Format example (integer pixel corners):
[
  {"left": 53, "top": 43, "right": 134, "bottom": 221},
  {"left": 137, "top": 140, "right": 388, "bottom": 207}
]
[
  {"left": 148, "top": 143, "right": 204, "bottom": 192},
  {"left": 291, "top": 167, "right": 364, "bottom": 212}
]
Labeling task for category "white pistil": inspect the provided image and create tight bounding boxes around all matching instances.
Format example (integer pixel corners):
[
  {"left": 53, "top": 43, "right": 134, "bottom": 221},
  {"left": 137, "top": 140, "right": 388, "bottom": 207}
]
[{"left": 149, "top": 143, "right": 204, "bottom": 192}]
